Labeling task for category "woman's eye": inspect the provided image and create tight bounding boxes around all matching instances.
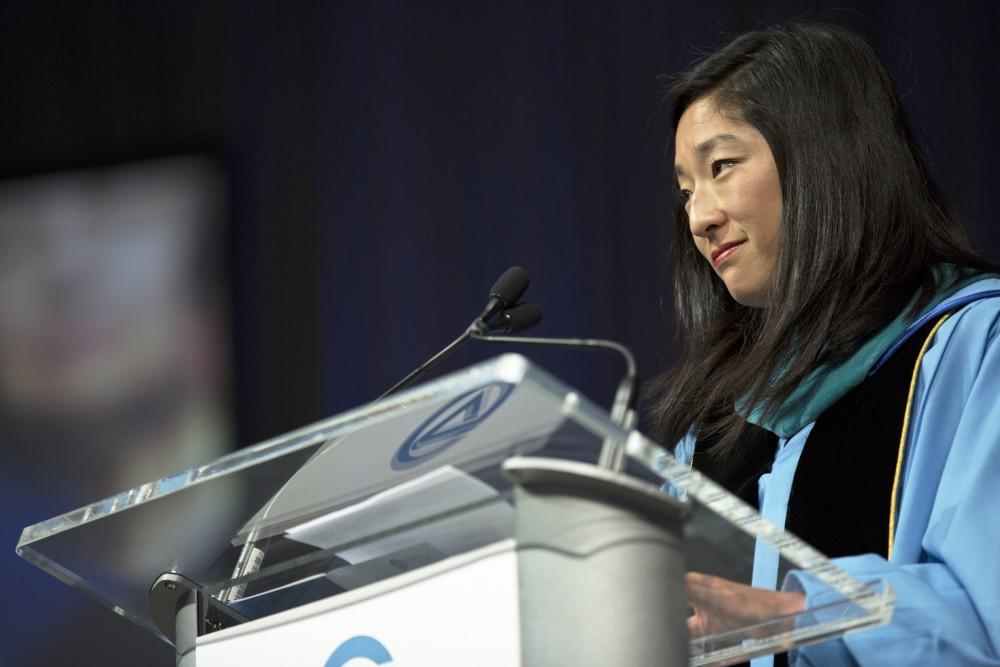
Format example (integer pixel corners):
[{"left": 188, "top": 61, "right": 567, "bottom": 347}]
[
  {"left": 711, "top": 159, "right": 738, "bottom": 178},
  {"left": 678, "top": 188, "right": 692, "bottom": 202}
]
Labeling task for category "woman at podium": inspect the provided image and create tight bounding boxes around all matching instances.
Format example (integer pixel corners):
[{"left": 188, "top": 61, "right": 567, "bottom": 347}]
[{"left": 648, "top": 23, "right": 1000, "bottom": 666}]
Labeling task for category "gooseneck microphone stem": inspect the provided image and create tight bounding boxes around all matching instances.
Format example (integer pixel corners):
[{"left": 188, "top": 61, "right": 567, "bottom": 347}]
[
  {"left": 377, "top": 267, "right": 531, "bottom": 402},
  {"left": 374, "top": 266, "right": 638, "bottom": 471},
  {"left": 469, "top": 327, "right": 639, "bottom": 471},
  {"left": 376, "top": 329, "right": 473, "bottom": 401},
  {"left": 468, "top": 327, "right": 640, "bottom": 430}
]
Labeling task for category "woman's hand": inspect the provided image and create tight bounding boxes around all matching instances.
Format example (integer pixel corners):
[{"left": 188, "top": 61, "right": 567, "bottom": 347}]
[{"left": 686, "top": 571, "right": 806, "bottom": 638}]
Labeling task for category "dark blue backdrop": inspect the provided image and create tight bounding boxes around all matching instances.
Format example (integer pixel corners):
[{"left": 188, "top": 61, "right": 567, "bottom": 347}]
[{"left": 1, "top": 2, "right": 998, "bottom": 664}]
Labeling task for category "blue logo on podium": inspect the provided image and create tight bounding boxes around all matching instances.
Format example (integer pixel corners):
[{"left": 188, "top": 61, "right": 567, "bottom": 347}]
[
  {"left": 325, "top": 635, "right": 393, "bottom": 666},
  {"left": 392, "top": 382, "right": 515, "bottom": 470}
]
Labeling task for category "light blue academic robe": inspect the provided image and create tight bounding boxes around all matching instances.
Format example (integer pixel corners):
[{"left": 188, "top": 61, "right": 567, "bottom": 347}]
[{"left": 676, "top": 278, "right": 1000, "bottom": 666}]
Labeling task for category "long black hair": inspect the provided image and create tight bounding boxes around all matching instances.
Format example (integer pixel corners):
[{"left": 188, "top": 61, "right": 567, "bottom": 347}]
[{"left": 647, "top": 23, "right": 996, "bottom": 457}]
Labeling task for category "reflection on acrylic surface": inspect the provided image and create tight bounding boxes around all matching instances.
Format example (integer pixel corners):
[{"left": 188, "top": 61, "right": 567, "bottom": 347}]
[{"left": 0, "top": 157, "right": 234, "bottom": 666}]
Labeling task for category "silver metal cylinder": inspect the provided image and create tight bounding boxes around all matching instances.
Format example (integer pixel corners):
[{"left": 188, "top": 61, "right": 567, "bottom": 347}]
[{"left": 505, "top": 457, "right": 689, "bottom": 667}]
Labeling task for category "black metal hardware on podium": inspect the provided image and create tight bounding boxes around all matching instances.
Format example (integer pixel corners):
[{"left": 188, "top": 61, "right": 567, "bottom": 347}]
[{"left": 150, "top": 572, "right": 251, "bottom": 666}]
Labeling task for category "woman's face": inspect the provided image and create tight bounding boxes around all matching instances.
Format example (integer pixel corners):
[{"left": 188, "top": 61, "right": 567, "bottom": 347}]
[{"left": 674, "top": 97, "right": 782, "bottom": 307}]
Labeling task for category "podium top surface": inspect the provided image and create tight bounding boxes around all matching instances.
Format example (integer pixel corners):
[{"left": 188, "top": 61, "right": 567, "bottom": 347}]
[{"left": 17, "top": 354, "right": 892, "bottom": 666}]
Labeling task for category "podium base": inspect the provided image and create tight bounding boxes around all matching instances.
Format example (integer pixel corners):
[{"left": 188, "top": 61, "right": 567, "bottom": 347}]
[{"left": 505, "top": 457, "right": 689, "bottom": 667}]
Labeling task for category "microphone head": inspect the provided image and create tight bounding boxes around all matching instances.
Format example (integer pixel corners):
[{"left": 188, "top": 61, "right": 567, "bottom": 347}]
[
  {"left": 489, "top": 266, "right": 530, "bottom": 307},
  {"left": 490, "top": 302, "right": 543, "bottom": 335}
]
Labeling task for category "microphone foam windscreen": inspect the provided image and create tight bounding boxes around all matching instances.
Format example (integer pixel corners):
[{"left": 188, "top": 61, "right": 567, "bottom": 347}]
[
  {"left": 490, "top": 266, "right": 530, "bottom": 305},
  {"left": 503, "top": 302, "right": 543, "bottom": 334}
]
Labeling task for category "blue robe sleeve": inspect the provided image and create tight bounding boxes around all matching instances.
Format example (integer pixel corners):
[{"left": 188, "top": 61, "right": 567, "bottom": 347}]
[{"left": 785, "top": 297, "right": 1000, "bottom": 666}]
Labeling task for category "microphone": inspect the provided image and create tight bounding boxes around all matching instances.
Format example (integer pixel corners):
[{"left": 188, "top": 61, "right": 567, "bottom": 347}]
[
  {"left": 476, "top": 266, "right": 531, "bottom": 324},
  {"left": 479, "top": 302, "right": 544, "bottom": 335},
  {"left": 379, "top": 269, "right": 639, "bottom": 471},
  {"left": 377, "top": 267, "right": 535, "bottom": 401}
]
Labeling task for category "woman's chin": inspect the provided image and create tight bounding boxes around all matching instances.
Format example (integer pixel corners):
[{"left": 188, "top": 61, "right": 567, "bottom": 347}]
[{"left": 726, "top": 285, "right": 768, "bottom": 308}]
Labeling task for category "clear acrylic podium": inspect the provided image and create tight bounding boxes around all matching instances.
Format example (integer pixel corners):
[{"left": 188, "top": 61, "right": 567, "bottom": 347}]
[{"left": 17, "top": 354, "right": 893, "bottom": 666}]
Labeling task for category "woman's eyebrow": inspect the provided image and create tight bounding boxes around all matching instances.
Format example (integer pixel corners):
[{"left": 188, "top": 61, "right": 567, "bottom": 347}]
[
  {"left": 675, "top": 133, "right": 743, "bottom": 178},
  {"left": 694, "top": 133, "right": 741, "bottom": 156}
]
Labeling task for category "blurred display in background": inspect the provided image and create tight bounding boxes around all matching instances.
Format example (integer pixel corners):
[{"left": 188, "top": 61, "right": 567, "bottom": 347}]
[{"left": 0, "top": 156, "right": 232, "bottom": 666}]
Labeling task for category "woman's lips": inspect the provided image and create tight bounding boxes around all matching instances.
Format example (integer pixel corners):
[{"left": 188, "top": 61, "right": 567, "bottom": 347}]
[{"left": 712, "top": 241, "right": 745, "bottom": 267}]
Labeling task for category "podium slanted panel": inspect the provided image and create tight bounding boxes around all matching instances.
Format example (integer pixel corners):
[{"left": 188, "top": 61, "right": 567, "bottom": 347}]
[{"left": 17, "top": 354, "right": 893, "bottom": 666}]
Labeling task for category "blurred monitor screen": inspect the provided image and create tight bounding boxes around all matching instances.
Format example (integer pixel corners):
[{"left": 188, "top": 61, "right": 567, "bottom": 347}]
[{"left": 0, "top": 155, "right": 232, "bottom": 667}]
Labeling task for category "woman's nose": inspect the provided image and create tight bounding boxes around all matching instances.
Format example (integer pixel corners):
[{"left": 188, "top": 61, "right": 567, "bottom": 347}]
[{"left": 687, "top": 189, "right": 725, "bottom": 237}]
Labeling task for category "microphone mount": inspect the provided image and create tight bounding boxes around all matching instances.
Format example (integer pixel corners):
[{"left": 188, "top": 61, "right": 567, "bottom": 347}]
[{"left": 377, "top": 266, "right": 640, "bottom": 470}]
